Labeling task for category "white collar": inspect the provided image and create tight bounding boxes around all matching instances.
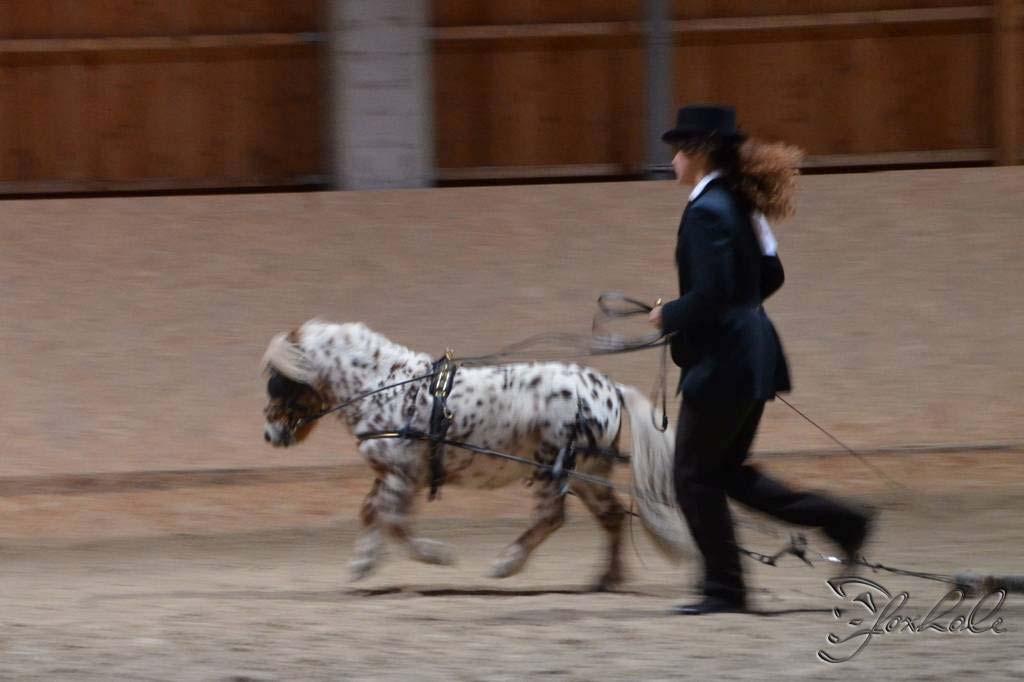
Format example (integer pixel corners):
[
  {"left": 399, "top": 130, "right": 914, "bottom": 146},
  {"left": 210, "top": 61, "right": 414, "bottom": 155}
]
[{"left": 688, "top": 170, "right": 722, "bottom": 203}]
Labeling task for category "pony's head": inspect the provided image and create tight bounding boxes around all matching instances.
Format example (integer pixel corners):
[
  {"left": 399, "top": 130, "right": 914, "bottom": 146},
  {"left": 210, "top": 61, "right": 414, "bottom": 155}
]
[{"left": 260, "top": 330, "right": 329, "bottom": 447}]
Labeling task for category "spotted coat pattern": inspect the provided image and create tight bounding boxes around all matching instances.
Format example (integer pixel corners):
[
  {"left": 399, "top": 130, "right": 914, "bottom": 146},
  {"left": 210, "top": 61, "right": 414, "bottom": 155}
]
[{"left": 262, "top": 319, "right": 689, "bottom": 588}]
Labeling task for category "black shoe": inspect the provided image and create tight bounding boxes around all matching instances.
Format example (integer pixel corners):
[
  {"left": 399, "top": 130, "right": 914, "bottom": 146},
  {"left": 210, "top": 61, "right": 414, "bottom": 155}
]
[
  {"left": 671, "top": 596, "right": 747, "bottom": 616},
  {"left": 829, "top": 510, "right": 875, "bottom": 573}
]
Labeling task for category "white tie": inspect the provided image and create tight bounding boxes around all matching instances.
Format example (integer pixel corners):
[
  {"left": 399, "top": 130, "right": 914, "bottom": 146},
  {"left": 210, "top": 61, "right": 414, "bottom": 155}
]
[{"left": 751, "top": 211, "right": 778, "bottom": 256}]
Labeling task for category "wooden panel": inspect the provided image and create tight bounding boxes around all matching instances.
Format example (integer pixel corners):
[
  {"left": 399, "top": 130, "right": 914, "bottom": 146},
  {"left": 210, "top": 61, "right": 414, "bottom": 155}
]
[
  {"left": 0, "top": 1, "right": 321, "bottom": 38},
  {"left": 0, "top": 34, "right": 320, "bottom": 54},
  {"left": 673, "top": 0, "right": 990, "bottom": 20},
  {"left": 995, "top": 0, "right": 1021, "bottom": 163},
  {"left": 0, "top": 46, "right": 324, "bottom": 185},
  {"left": 0, "top": 2, "right": 326, "bottom": 192},
  {"left": 433, "top": 1, "right": 641, "bottom": 26},
  {"left": 673, "top": 30, "right": 992, "bottom": 155},
  {"left": 671, "top": 7, "right": 991, "bottom": 32},
  {"left": 433, "top": 6, "right": 997, "bottom": 173},
  {"left": 434, "top": 6, "right": 991, "bottom": 40},
  {"left": 1020, "top": 1, "right": 1024, "bottom": 160},
  {"left": 434, "top": 39, "right": 645, "bottom": 169},
  {"left": 435, "top": 0, "right": 983, "bottom": 25}
]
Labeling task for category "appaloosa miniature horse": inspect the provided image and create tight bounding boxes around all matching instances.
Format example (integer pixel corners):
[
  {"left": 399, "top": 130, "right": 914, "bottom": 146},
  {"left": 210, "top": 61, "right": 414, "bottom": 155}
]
[{"left": 261, "top": 319, "right": 690, "bottom": 589}]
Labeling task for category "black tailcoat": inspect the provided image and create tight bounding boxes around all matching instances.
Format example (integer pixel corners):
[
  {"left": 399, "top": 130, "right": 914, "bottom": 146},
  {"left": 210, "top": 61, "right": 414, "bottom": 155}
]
[{"left": 661, "top": 178, "right": 791, "bottom": 404}]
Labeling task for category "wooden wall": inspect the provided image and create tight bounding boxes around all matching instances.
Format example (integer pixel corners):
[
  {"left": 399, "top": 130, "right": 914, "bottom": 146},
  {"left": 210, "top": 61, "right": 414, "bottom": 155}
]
[
  {"left": 433, "top": 0, "right": 1024, "bottom": 180},
  {"left": 0, "top": 1, "right": 326, "bottom": 193},
  {"left": 0, "top": 2, "right": 1019, "bottom": 192}
]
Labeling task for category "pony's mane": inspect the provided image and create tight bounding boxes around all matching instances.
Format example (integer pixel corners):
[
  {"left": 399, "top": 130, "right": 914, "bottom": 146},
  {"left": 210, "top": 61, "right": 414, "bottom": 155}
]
[
  {"left": 261, "top": 319, "right": 421, "bottom": 386},
  {"left": 261, "top": 331, "right": 317, "bottom": 385}
]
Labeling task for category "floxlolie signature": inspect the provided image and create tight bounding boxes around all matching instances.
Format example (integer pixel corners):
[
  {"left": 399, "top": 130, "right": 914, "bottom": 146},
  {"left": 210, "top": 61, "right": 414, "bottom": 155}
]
[{"left": 817, "top": 576, "right": 1008, "bottom": 663}]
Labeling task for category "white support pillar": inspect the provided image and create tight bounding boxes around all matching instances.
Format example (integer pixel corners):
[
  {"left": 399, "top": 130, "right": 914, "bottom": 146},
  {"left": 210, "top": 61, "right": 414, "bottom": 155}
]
[
  {"left": 328, "top": 0, "right": 434, "bottom": 189},
  {"left": 645, "top": 0, "right": 675, "bottom": 179}
]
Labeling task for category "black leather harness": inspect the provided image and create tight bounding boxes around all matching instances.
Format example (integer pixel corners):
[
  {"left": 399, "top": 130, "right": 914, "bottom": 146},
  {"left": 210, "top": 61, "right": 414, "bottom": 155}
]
[
  {"left": 426, "top": 350, "right": 457, "bottom": 500},
  {"left": 352, "top": 350, "right": 628, "bottom": 502}
]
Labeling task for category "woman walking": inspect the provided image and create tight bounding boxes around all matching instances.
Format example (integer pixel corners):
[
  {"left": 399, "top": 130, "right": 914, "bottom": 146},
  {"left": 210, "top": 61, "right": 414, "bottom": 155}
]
[{"left": 649, "top": 105, "right": 872, "bottom": 615}]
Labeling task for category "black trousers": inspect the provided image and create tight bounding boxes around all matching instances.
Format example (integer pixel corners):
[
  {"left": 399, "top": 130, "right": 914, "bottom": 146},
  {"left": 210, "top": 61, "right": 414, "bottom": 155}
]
[{"left": 673, "top": 399, "right": 865, "bottom": 602}]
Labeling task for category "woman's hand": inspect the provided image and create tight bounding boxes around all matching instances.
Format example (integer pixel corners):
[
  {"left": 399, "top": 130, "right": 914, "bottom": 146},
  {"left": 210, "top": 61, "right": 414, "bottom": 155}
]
[{"left": 648, "top": 305, "right": 663, "bottom": 329}]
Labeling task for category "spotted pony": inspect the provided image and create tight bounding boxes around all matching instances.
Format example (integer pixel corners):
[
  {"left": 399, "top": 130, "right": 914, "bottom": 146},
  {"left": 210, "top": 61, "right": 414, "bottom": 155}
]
[{"left": 262, "top": 319, "right": 691, "bottom": 589}]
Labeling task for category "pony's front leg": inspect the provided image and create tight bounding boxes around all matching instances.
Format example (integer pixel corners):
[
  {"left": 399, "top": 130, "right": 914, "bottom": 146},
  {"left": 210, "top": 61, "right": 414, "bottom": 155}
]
[
  {"left": 350, "top": 479, "right": 383, "bottom": 581},
  {"left": 490, "top": 478, "right": 565, "bottom": 579},
  {"left": 376, "top": 468, "right": 456, "bottom": 567}
]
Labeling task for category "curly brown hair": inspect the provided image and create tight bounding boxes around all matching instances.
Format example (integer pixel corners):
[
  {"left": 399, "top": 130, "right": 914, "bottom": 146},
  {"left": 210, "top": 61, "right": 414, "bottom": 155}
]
[
  {"left": 683, "top": 136, "right": 805, "bottom": 221},
  {"left": 733, "top": 140, "right": 804, "bottom": 220}
]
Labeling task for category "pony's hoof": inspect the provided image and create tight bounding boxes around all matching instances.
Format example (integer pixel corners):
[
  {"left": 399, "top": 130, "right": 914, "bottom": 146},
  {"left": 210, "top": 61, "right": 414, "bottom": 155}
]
[
  {"left": 489, "top": 546, "right": 527, "bottom": 579},
  {"left": 409, "top": 538, "right": 456, "bottom": 566},
  {"left": 591, "top": 572, "right": 624, "bottom": 592},
  {"left": 349, "top": 558, "right": 377, "bottom": 582}
]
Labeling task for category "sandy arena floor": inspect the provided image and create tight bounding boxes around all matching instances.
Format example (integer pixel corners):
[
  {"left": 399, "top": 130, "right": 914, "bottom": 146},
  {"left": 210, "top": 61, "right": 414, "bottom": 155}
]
[{"left": 3, "top": 451, "right": 1023, "bottom": 681}]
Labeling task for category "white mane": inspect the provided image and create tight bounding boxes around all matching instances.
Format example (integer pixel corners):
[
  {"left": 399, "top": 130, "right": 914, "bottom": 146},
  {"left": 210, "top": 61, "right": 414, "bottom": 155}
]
[
  {"left": 261, "top": 319, "right": 426, "bottom": 390},
  {"left": 261, "top": 332, "right": 318, "bottom": 385}
]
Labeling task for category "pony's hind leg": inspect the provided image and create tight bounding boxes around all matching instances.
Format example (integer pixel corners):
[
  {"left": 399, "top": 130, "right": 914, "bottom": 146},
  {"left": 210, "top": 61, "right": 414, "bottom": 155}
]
[
  {"left": 376, "top": 469, "right": 456, "bottom": 567},
  {"left": 571, "top": 479, "right": 628, "bottom": 591},
  {"left": 490, "top": 478, "right": 566, "bottom": 579},
  {"left": 350, "top": 479, "right": 384, "bottom": 581}
]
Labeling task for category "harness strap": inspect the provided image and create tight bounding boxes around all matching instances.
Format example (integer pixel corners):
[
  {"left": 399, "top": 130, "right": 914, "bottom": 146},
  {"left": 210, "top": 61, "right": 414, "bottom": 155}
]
[
  {"left": 426, "top": 349, "right": 457, "bottom": 500},
  {"left": 550, "top": 411, "right": 580, "bottom": 496}
]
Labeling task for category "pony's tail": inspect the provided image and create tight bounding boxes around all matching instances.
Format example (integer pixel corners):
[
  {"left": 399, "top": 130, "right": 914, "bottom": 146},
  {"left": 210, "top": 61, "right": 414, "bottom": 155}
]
[
  {"left": 617, "top": 384, "right": 692, "bottom": 561},
  {"left": 261, "top": 331, "right": 317, "bottom": 385}
]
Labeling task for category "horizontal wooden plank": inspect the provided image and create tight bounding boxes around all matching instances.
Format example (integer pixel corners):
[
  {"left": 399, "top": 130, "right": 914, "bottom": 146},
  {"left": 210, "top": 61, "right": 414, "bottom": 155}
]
[
  {"left": 432, "top": 0, "right": 641, "bottom": 26},
  {"left": 0, "top": 1, "right": 322, "bottom": 38},
  {"left": 435, "top": 21, "right": 632, "bottom": 41},
  {"left": 0, "top": 32, "right": 324, "bottom": 54},
  {"left": 437, "top": 164, "right": 628, "bottom": 181},
  {"left": 0, "top": 175, "right": 330, "bottom": 196},
  {"left": 802, "top": 148, "right": 995, "bottom": 167},
  {"left": 671, "top": 0, "right": 990, "bottom": 20},
  {"left": 433, "top": 6, "right": 991, "bottom": 41},
  {"left": 437, "top": 150, "right": 999, "bottom": 180},
  {"left": 671, "top": 6, "right": 992, "bottom": 33},
  {"left": 644, "top": 150, "right": 998, "bottom": 175}
]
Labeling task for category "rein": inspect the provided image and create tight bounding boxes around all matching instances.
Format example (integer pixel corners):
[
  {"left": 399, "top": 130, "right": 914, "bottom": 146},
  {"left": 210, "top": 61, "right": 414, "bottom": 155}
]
[
  {"left": 452, "top": 293, "right": 671, "bottom": 432},
  {"left": 294, "top": 292, "right": 672, "bottom": 432},
  {"left": 290, "top": 291, "right": 901, "bottom": 499},
  {"left": 273, "top": 297, "right": 1002, "bottom": 592},
  {"left": 454, "top": 292, "right": 669, "bottom": 365},
  {"left": 294, "top": 369, "right": 441, "bottom": 430}
]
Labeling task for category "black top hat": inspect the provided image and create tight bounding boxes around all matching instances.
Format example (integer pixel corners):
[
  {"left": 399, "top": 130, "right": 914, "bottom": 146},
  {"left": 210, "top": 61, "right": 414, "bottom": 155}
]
[{"left": 661, "top": 105, "right": 745, "bottom": 144}]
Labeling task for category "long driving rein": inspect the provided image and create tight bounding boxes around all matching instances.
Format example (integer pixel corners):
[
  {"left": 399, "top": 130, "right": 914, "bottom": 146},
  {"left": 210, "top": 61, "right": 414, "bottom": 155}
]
[
  {"left": 270, "top": 298, "right": 1008, "bottom": 593},
  {"left": 280, "top": 293, "right": 671, "bottom": 501},
  {"left": 292, "top": 292, "right": 672, "bottom": 433}
]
